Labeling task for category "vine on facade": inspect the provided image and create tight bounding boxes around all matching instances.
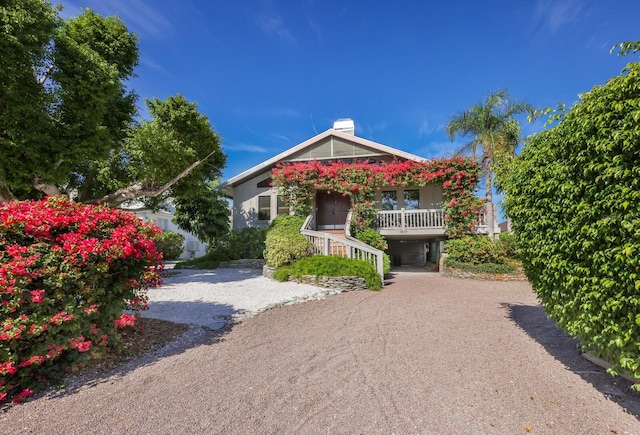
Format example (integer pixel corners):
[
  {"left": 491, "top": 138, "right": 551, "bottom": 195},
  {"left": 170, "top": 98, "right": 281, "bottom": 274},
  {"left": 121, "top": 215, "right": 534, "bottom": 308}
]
[{"left": 271, "top": 157, "right": 483, "bottom": 238}]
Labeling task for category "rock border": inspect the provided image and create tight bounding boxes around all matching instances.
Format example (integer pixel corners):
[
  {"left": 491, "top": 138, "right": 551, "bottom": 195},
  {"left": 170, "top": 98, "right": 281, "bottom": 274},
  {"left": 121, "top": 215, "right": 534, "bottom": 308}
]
[{"left": 263, "top": 265, "right": 368, "bottom": 292}]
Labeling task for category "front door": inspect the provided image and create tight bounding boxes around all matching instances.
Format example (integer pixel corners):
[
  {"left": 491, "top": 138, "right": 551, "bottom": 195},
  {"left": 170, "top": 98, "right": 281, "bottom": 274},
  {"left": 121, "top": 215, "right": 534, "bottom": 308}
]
[{"left": 316, "top": 191, "right": 350, "bottom": 230}]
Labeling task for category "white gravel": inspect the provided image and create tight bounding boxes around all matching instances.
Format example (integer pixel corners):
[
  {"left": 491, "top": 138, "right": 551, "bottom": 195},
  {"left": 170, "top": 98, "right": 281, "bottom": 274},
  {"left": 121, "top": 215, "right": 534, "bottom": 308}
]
[{"left": 142, "top": 268, "right": 335, "bottom": 329}]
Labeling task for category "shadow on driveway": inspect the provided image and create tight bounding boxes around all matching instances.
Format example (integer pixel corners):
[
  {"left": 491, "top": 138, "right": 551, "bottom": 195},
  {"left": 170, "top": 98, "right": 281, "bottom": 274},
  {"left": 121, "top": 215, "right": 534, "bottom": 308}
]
[{"left": 505, "top": 303, "right": 640, "bottom": 420}]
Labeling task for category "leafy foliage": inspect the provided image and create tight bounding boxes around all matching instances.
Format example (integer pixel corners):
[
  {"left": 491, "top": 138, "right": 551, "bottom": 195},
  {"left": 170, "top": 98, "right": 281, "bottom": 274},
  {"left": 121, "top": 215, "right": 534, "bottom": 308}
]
[
  {"left": 443, "top": 258, "right": 515, "bottom": 274},
  {"left": 152, "top": 231, "right": 185, "bottom": 261},
  {"left": 0, "top": 3, "right": 226, "bottom": 207},
  {"left": 273, "top": 255, "right": 382, "bottom": 290},
  {"left": 444, "top": 235, "right": 508, "bottom": 265},
  {"left": 211, "top": 227, "right": 267, "bottom": 260},
  {"left": 0, "top": 197, "right": 162, "bottom": 403},
  {"left": 271, "top": 158, "right": 484, "bottom": 238},
  {"left": 499, "top": 48, "right": 640, "bottom": 379},
  {"left": 264, "top": 216, "right": 312, "bottom": 268},
  {"left": 173, "top": 183, "right": 230, "bottom": 245}
]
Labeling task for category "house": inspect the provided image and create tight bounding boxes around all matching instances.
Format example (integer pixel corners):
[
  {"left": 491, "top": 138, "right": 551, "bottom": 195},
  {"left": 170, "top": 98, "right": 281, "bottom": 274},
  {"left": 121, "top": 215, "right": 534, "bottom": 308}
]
[
  {"left": 121, "top": 203, "right": 208, "bottom": 260},
  {"left": 219, "top": 119, "right": 496, "bottom": 269}
]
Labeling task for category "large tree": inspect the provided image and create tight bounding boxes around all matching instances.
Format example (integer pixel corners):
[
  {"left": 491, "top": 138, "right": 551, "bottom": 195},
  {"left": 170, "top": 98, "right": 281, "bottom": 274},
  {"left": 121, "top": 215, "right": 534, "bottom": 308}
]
[
  {"left": 446, "top": 89, "right": 534, "bottom": 239},
  {"left": 0, "top": 1, "right": 225, "bottom": 206}
]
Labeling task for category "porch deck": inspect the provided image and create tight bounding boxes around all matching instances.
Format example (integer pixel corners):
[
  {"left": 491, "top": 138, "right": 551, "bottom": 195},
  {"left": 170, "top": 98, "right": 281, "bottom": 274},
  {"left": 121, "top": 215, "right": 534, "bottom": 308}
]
[{"left": 375, "top": 208, "right": 488, "bottom": 237}]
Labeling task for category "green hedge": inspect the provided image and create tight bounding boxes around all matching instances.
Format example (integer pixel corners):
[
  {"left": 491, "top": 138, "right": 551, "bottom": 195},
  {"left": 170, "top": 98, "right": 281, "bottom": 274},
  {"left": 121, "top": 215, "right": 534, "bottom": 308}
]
[
  {"left": 444, "top": 235, "right": 508, "bottom": 265},
  {"left": 499, "top": 54, "right": 640, "bottom": 379},
  {"left": 274, "top": 255, "right": 381, "bottom": 290},
  {"left": 444, "top": 258, "right": 515, "bottom": 274}
]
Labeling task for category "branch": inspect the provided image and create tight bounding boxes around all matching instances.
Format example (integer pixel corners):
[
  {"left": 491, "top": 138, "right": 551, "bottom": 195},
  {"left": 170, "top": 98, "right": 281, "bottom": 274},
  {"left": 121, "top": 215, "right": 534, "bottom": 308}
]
[
  {"left": 32, "top": 175, "right": 61, "bottom": 197},
  {"left": 0, "top": 182, "right": 17, "bottom": 203},
  {"left": 91, "top": 148, "right": 220, "bottom": 207},
  {"left": 37, "top": 64, "right": 55, "bottom": 85}
]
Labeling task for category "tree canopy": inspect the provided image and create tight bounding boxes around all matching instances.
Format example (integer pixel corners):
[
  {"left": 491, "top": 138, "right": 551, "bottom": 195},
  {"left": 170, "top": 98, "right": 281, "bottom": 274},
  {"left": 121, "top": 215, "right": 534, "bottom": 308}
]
[
  {"left": 499, "top": 46, "right": 640, "bottom": 379},
  {"left": 0, "top": 1, "right": 225, "bottom": 206}
]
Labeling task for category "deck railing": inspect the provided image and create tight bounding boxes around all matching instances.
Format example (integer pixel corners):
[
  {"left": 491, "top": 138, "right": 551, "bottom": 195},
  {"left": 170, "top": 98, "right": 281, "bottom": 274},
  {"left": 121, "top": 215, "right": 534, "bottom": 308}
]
[
  {"left": 376, "top": 208, "right": 444, "bottom": 231},
  {"left": 300, "top": 214, "right": 385, "bottom": 284},
  {"left": 376, "top": 208, "right": 490, "bottom": 234}
]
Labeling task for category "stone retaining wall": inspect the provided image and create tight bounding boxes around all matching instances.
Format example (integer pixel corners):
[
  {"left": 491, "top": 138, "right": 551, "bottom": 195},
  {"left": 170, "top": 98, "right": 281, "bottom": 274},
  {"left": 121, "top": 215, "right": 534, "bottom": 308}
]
[
  {"left": 440, "top": 265, "right": 527, "bottom": 281},
  {"left": 219, "top": 259, "right": 266, "bottom": 269},
  {"left": 263, "top": 266, "right": 367, "bottom": 292}
]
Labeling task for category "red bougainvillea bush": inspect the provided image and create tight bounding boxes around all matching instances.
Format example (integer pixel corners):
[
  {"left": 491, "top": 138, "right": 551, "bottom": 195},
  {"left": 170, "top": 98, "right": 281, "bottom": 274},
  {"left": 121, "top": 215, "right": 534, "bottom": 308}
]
[
  {"left": 271, "top": 157, "right": 484, "bottom": 238},
  {"left": 0, "top": 197, "right": 163, "bottom": 403}
]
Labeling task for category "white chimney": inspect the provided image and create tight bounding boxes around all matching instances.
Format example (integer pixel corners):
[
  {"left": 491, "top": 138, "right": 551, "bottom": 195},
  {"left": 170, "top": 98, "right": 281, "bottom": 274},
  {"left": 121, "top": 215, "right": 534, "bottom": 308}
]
[{"left": 333, "top": 118, "right": 355, "bottom": 135}]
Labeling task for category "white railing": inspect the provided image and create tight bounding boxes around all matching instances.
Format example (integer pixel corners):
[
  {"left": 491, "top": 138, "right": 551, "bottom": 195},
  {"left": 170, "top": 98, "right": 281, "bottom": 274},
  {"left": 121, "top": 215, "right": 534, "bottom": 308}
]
[
  {"left": 376, "top": 208, "right": 445, "bottom": 231},
  {"left": 300, "top": 214, "right": 385, "bottom": 284},
  {"left": 376, "top": 208, "right": 491, "bottom": 234}
]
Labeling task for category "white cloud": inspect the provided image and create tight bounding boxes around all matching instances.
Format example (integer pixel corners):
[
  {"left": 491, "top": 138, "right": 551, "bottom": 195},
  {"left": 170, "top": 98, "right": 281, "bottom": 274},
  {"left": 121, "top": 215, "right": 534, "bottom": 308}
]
[
  {"left": 226, "top": 143, "right": 270, "bottom": 153},
  {"left": 254, "top": 13, "right": 296, "bottom": 45},
  {"left": 533, "top": 0, "right": 584, "bottom": 33},
  {"left": 57, "top": 0, "right": 174, "bottom": 39}
]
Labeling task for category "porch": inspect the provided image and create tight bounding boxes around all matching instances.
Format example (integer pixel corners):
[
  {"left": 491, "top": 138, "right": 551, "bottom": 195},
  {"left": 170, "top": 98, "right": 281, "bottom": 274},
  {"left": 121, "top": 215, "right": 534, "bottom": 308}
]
[{"left": 375, "top": 208, "right": 488, "bottom": 237}]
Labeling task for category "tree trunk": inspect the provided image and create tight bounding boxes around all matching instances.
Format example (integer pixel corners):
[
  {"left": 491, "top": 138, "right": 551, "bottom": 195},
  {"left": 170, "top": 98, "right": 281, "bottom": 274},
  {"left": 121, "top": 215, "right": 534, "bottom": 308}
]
[{"left": 485, "top": 160, "right": 495, "bottom": 240}]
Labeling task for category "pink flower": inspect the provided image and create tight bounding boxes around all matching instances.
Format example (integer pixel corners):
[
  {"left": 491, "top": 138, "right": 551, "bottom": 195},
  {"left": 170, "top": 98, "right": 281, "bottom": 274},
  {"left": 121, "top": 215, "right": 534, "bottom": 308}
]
[{"left": 30, "top": 289, "right": 45, "bottom": 303}]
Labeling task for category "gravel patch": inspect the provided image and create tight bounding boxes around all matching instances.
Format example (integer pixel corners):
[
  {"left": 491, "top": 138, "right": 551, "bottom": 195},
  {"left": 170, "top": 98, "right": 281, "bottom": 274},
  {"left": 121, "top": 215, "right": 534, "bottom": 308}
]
[{"left": 143, "top": 268, "right": 341, "bottom": 329}]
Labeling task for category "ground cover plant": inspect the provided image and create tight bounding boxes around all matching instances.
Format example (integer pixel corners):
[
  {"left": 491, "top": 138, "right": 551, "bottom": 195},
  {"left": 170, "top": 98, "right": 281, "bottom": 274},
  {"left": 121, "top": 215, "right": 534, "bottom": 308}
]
[
  {"left": 0, "top": 197, "right": 162, "bottom": 403},
  {"left": 499, "top": 43, "right": 640, "bottom": 381},
  {"left": 274, "top": 255, "right": 382, "bottom": 290}
]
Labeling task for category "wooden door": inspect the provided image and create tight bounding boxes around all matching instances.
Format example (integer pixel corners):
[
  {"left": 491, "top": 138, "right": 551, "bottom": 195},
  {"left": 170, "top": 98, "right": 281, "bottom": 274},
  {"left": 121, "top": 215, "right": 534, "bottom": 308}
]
[{"left": 316, "top": 191, "right": 350, "bottom": 230}]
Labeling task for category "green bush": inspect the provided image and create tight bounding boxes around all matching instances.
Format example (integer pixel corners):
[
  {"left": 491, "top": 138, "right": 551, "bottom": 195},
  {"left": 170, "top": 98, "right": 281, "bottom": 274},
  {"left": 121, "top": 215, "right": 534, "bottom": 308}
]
[
  {"left": 497, "top": 232, "right": 520, "bottom": 259},
  {"left": 211, "top": 227, "right": 267, "bottom": 260},
  {"left": 264, "top": 216, "right": 312, "bottom": 268},
  {"left": 444, "top": 235, "right": 507, "bottom": 265},
  {"left": 274, "top": 255, "right": 381, "bottom": 290},
  {"left": 153, "top": 230, "right": 185, "bottom": 260},
  {"left": 499, "top": 51, "right": 640, "bottom": 379},
  {"left": 354, "top": 227, "right": 388, "bottom": 251},
  {"left": 444, "top": 258, "right": 515, "bottom": 274}
]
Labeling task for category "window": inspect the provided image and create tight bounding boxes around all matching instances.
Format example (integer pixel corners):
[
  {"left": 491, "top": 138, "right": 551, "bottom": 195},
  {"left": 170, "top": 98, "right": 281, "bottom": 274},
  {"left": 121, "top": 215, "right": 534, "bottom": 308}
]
[
  {"left": 381, "top": 191, "right": 398, "bottom": 210},
  {"left": 155, "top": 218, "right": 169, "bottom": 230},
  {"left": 277, "top": 196, "right": 289, "bottom": 216},
  {"left": 403, "top": 190, "right": 420, "bottom": 210},
  {"left": 257, "top": 178, "right": 271, "bottom": 188},
  {"left": 258, "top": 196, "right": 271, "bottom": 221}
]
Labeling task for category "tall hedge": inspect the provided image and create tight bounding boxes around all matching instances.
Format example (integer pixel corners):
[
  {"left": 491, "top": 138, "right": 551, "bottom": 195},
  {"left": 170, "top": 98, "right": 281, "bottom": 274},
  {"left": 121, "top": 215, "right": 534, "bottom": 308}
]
[{"left": 499, "top": 57, "right": 640, "bottom": 378}]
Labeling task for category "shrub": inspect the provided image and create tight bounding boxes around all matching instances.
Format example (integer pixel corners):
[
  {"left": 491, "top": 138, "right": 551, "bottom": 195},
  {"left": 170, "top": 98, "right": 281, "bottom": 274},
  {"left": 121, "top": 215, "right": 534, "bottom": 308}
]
[
  {"left": 353, "top": 227, "right": 388, "bottom": 251},
  {"left": 264, "top": 216, "right": 312, "bottom": 268},
  {"left": 153, "top": 230, "right": 185, "bottom": 260},
  {"left": 497, "top": 232, "right": 520, "bottom": 259},
  {"left": 499, "top": 51, "right": 640, "bottom": 379},
  {"left": 212, "top": 227, "right": 267, "bottom": 260},
  {"left": 444, "top": 258, "right": 515, "bottom": 274},
  {"left": 274, "top": 255, "right": 382, "bottom": 290},
  {"left": 0, "top": 197, "right": 162, "bottom": 403},
  {"left": 444, "top": 235, "right": 507, "bottom": 265}
]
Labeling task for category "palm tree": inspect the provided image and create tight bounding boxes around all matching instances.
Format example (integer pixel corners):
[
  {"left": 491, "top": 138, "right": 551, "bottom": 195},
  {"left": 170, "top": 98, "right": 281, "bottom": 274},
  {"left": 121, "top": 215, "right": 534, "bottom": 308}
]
[{"left": 446, "top": 89, "right": 534, "bottom": 239}]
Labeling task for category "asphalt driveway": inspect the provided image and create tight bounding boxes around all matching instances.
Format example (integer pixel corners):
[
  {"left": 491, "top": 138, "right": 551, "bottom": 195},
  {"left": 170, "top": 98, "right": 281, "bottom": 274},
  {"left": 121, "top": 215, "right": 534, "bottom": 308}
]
[{"left": 2, "top": 271, "right": 640, "bottom": 433}]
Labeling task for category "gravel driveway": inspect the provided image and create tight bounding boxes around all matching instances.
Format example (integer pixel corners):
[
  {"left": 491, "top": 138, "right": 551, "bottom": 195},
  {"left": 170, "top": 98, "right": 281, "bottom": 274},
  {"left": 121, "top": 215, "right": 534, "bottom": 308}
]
[{"left": 2, "top": 270, "right": 640, "bottom": 433}]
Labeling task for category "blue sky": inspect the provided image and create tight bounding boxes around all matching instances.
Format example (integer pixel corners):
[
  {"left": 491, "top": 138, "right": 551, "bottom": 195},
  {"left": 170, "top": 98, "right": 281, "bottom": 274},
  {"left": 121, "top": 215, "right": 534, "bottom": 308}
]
[{"left": 57, "top": 0, "right": 639, "bottom": 183}]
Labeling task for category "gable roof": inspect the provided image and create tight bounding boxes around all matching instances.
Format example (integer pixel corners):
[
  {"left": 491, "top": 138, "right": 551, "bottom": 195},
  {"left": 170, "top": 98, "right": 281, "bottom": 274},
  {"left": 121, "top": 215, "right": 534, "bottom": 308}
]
[{"left": 219, "top": 128, "right": 427, "bottom": 196}]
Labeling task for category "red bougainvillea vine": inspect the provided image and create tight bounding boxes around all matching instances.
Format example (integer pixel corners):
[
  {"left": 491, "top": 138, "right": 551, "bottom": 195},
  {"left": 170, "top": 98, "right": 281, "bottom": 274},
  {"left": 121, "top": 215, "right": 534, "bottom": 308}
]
[{"left": 271, "top": 157, "right": 484, "bottom": 238}]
